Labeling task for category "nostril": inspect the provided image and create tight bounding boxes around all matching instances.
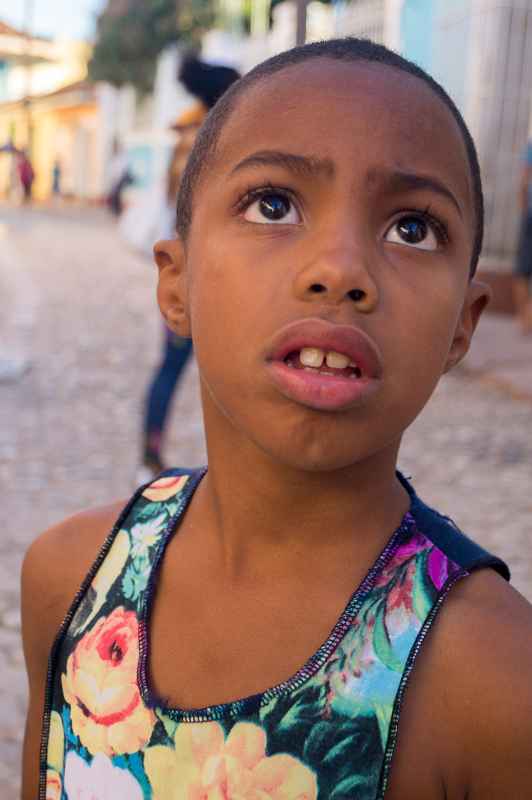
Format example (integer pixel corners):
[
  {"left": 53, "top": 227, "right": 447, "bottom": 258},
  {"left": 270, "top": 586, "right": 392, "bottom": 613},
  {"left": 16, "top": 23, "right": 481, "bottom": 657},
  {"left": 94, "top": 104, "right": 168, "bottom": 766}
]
[
  {"left": 309, "top": 283, "right": 326, "bottom": 294},
  {"left": 348, "top": 289, "right": 366, "bottom": 302}
]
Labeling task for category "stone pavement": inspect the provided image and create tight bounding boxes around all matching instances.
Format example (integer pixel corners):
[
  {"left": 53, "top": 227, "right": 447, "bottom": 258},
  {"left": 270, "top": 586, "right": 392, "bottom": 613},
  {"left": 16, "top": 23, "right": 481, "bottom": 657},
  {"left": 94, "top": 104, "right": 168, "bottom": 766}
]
[
  {"left": 1, "top": 203, "right": 531, "bottom": 798},
  {"left": 464, "top": 311, "right": 532, "bottom": 400}
]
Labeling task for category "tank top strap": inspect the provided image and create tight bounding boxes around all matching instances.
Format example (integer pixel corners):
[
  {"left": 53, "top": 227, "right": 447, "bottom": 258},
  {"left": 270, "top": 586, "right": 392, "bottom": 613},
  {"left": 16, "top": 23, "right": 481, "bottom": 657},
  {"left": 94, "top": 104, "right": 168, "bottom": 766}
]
[
  {"left": 39, "top": 468, "right": 204, "bottom": 800},
  {"left": 398, "top": 472, "right": 510, "bottom": 581},
  {"left": 66, "top": 468, "right": 205, "bottom": 646}
]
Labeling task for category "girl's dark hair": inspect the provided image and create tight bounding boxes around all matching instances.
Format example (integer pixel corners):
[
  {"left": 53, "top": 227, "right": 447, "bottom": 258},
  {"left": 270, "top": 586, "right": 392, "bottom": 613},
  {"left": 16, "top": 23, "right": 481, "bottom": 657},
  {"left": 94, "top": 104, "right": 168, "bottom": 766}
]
[
  {"left": 179, "top": 55, "right": 241, "bottom": 110},
  {"left": 177, "top": 38, "right": 483, "bottom": 275}
]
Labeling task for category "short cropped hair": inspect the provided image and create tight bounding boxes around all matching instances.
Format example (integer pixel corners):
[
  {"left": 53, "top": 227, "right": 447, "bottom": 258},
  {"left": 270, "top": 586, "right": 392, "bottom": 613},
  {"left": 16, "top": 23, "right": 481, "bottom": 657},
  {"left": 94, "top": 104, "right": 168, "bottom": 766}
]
[{"left": 176, "top": 37, "right": 483, "bottom": 275}]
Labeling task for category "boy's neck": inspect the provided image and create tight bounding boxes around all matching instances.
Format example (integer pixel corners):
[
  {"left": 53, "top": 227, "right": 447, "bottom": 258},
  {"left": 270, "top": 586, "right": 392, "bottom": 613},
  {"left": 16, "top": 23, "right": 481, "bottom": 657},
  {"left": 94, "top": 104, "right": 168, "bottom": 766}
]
[{"left": 191, "top": 427, "right": 409, "bottom": 581}]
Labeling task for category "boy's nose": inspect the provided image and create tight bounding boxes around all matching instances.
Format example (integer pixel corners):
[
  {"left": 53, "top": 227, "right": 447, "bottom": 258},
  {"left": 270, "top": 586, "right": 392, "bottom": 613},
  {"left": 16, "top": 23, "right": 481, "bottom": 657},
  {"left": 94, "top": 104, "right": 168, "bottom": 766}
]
[{"left": 293, "top": 247, "right": 379, "bottom": 313}]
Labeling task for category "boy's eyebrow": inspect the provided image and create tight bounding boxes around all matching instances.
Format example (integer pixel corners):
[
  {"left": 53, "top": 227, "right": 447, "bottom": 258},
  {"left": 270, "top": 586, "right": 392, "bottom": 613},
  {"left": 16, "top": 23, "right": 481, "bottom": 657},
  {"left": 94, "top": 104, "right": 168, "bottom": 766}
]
[
  {"left": 229, "top": 155, "right": 463, "bottom": 216},
  {"left": 374, "top": 168, "right": 463, "bottom": 217},
  {"left": 230, "top": 150, "right": 335, "bottom": 179}
]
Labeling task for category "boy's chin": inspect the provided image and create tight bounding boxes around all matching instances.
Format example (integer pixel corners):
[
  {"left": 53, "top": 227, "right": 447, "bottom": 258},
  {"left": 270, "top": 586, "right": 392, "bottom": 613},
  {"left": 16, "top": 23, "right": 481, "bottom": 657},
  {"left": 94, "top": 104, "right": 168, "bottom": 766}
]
[{"left": 256, "top": 436, "right": 389, "bottom": 474}]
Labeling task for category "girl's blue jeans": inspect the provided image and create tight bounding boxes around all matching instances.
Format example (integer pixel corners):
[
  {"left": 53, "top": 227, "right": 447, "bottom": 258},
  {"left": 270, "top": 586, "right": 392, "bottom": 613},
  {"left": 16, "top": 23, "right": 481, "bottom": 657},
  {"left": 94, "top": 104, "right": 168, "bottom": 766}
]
[{"left": 144, "top": 329, "right": 193, "bottom": 459}]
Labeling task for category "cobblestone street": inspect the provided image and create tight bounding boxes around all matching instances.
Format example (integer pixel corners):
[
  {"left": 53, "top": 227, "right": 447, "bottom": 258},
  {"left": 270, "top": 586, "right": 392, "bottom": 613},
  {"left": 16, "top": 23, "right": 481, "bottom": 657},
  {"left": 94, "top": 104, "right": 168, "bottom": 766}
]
[{"left": 1, "top": 204, "right": 531, "bottom": 797}]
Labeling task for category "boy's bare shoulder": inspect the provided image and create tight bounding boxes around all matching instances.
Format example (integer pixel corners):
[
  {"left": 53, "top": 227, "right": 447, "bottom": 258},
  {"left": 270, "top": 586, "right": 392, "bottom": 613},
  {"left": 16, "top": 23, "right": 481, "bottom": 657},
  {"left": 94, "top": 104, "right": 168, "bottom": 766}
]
[
  {"left": 21, "top": 500, "right": 126, "bottom": 659},
  {"left": 441, "top": 567, "right": 532, "bottom": 691},
  {"left": 393, "top": 567, "right": 532, "bottom": 799},
  {"left": 440, "top": 569, "right": 532, "bottom": 794},
  {"left": 23, "top": 500, "right": 126, "bottom": 590},
  {"left": 437, "top": 567, "right": 532, "bottom": 689}
]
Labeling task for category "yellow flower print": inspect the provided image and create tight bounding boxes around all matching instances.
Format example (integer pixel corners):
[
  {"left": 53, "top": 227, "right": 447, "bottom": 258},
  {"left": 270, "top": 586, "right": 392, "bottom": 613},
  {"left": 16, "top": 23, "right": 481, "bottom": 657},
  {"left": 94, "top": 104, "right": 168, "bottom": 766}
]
[
  {"left": 62, "top": 607, "right": 155, "bottom": 756},
  {"left": 142, "top": 474, "right": 188, "bottom": 502},
  {"left": 71, "top": 528, "right": 130, "bottom": 636},
  {"left": 92, "top": 529, "right": 130, "bottom": 600},
  {"left": 144, "top": 721, "right": 317, "bottom": 799},
  {"left": 47, "top": 710, "right": 64, "bottom": 773}
]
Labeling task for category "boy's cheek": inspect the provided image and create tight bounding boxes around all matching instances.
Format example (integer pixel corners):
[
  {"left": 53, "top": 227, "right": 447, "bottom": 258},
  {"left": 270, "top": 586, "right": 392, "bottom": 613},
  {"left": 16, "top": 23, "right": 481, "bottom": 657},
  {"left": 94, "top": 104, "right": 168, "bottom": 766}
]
[
  {"left": 188, "top": 268, "right": 260, "bottom": 376},
  {"left": 187, "top": 235, "right": 287, "bottom": 333},
  {"left": 378, "top": 298, "right": 462, "bottom": 395}
]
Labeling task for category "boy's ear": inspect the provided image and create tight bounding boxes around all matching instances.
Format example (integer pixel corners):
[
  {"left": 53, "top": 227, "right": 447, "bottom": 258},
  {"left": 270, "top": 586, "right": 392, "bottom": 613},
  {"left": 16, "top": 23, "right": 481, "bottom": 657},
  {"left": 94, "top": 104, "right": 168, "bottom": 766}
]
[
  {"left": 154, "top": 238, "right": 191, "bottom": 337},
  {"left": 444, "top": 279, "right": 491, "bottom": 373}
]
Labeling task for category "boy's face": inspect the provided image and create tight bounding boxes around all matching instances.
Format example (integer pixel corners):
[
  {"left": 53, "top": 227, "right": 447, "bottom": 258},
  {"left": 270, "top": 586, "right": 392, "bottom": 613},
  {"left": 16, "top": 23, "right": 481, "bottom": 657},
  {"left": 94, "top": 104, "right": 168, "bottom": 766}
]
[{"left": 158, "top": 59, "right": 488, "bottom": 472}]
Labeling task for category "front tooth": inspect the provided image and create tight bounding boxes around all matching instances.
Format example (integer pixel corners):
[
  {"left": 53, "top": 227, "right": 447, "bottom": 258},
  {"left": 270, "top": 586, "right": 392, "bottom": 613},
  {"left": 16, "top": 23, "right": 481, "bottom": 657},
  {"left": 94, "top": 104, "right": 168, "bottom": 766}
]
[
  {"left": 300, "top": 347, "right": 325, "bottom": 368},
  {"left": 326, "top": 351, "right": 350, "bottom": 369}
]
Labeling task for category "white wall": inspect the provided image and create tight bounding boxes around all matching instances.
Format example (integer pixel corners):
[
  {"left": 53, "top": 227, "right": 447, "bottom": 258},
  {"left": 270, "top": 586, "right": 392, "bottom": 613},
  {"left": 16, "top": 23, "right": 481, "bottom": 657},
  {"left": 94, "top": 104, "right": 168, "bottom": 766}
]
[
  {"left": 395, "top": 0, "right": 532, "bottom": 266},
  {"left": 333, "top": 0, "right": 386, "bottom": 42},
  {"left": 464, "top": 0, "right": 532, "bottom": 264},
  {"left": 3, "top": 40, "right": 89, "bottom": 102}
]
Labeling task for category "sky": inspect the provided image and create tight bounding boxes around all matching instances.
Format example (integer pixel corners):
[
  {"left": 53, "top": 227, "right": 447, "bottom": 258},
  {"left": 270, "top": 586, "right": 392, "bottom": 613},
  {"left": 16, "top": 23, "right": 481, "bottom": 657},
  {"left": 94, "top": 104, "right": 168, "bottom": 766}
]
[{"left": 0, "top": 0, "right": 108, "bottom": 41}]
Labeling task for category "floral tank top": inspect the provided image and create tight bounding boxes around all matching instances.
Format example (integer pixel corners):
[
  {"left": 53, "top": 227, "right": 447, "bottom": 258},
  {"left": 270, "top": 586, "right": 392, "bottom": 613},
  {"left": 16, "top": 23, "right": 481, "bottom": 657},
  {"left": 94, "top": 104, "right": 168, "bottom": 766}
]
[{"left": 40, "top": 469, "right": 509, "bottom": 800}]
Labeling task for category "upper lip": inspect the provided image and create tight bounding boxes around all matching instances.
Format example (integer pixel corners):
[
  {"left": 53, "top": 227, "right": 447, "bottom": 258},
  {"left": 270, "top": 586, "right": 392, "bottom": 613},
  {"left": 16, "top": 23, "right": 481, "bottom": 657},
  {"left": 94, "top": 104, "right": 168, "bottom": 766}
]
[{"left": 266, "top": 318, "right": 383, "bottom": 379}]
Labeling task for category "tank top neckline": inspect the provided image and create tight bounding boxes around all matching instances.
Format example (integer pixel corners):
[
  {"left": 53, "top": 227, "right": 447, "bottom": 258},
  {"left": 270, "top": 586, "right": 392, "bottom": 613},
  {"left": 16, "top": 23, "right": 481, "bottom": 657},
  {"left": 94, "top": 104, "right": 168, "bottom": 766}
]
[{"left": 137, "top": 468, "right": 417, "bottom": 722}]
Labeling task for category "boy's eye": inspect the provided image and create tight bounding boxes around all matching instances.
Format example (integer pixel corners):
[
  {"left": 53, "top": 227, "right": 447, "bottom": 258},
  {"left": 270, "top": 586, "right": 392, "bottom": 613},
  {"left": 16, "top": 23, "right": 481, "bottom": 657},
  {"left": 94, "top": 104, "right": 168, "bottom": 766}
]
[
  {"left": 243, "top": 192, "right": 301, "bottom": 225},
  {"left": 385, "top": 215, "right": 439, "bottom": 251}
]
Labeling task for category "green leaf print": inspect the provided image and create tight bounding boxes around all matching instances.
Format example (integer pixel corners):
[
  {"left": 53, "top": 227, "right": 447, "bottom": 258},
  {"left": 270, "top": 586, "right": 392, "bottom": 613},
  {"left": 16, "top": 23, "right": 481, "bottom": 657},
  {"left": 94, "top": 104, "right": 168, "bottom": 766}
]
[
  {"left": 275, "top": 698, "right": 318, "bottom": 733},
  {"left": 412, "top": 550, "right": 436, "bottom": 621},
  {"left": 323, "top": 733, "right": 361, "bottom": 765},
  {"left": 374, "top": 703, "right": 393, "bottom": 751},
  {"left": 136, "top": 500, "right": 171, "bottom": 522},
  {"left": 373, "top": 601, "right": 404, "bottom": 673},
  {"left": 261, "top": 684, "right": 325, "bottom": 739},
  {"left": 303, "top": 720, "right": 336, "bottom": 762},
  {"left": 330, "top": 773, "right": 374, "bottom": 799},
  {"left": 122, "top": 557, "right": 151, "bottom": 602},
  {"left": 165, "top": 501, "right": 179, "bottom": 518},
  {"left": 304, "top": 716, "right": 383, "bottom": 799}
]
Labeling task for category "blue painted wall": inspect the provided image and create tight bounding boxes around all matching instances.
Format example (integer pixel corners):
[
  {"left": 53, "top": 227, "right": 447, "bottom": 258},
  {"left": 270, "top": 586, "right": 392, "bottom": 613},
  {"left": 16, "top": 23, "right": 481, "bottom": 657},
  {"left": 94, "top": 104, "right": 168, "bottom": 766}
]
[
  {"left": 400, "top": 0, "right": 436, "bottom": 74},
  {"left": 400, "top": 0, "right": 472, "bottom": 111}
]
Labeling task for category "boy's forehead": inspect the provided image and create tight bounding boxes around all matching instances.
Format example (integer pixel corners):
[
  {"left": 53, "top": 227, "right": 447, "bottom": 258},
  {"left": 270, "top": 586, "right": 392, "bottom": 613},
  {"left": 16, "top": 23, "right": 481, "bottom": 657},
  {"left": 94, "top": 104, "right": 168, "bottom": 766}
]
[{"left": 213, "top": 59, "right": 472, "bottom": 206}]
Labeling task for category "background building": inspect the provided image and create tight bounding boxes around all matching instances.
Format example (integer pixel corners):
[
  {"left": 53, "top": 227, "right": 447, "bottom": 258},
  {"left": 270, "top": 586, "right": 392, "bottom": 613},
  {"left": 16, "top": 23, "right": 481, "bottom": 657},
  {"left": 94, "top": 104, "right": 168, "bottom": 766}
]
[
  {"left": 0, "top": 20, "right": 125, "bottom": 202},
  {"left": 397, "top": 0, "right": 532, "bottom": 304}
]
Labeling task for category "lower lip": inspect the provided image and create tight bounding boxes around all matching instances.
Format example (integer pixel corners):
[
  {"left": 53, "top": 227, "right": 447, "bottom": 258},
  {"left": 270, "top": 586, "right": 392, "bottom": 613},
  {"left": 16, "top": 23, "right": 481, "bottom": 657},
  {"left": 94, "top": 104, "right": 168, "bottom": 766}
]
[{"left": 267, "top": 361, "right": 379, "bottom": 411}]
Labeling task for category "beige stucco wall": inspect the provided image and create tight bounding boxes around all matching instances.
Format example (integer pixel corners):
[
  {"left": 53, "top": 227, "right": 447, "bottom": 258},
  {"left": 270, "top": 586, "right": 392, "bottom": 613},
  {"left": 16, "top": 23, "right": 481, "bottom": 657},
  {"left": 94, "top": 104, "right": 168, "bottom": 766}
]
[{"left": 0, "top": 33, "right": 99, "bottom": 201}]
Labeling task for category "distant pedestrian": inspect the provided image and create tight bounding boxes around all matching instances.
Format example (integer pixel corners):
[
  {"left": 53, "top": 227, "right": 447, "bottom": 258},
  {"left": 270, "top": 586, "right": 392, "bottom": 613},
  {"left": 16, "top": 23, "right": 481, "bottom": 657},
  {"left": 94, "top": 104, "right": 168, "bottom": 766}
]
[
  {"left": 139, "top": 57, "right": 240, "bottom": 480},
  {"left": 52, "top": 160, "right": 62, "bottom": 197},
  {"left": 513, "top": 141, "right": 532, "bottom": 333},
  {"left": 106, "top": 140, "right": 134, "bottom": 217},
  {"left": 17, "top": 150, "right": 34, "bottom": 204}
]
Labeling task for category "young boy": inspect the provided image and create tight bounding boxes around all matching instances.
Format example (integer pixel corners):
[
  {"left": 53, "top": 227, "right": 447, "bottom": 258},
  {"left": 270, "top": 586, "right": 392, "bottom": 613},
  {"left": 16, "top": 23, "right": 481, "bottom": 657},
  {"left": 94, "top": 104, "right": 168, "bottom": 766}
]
[{"left": 22, "top": 38, "right": 532, "bottom": 800}]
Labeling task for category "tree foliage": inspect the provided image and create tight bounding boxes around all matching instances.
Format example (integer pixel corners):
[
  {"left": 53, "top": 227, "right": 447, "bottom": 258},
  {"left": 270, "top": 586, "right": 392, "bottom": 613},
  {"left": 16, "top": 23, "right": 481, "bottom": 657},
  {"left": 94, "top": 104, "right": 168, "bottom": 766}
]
[
  {"left": 88, "top": 0, "right": 335, "bottom": 94},
  {"left": 177, "top": 0, "right": 218, "bottom": 40},
  {"left": 88, "top": 0, "right": 216, "bottom": 94}
]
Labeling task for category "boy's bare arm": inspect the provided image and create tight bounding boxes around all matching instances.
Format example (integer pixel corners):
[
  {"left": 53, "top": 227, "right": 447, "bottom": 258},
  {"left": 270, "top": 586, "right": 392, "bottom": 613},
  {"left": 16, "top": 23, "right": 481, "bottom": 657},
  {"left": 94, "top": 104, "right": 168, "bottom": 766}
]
[
  {"left": 20, "top": 501, "right": 125, "bottom": 800},
  {"left": 454, "top": 571, "right": 532, "bottom": 798}
]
